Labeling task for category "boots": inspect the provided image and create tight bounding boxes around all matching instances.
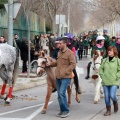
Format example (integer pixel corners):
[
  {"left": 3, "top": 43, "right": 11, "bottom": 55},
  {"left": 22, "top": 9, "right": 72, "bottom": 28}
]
[
  {"left": 104, "top": 106, "right": 111, "bottom": 116},
  {"left": 73, "top": 69, "right": 81, "bottom": 94},
  {"left": 85, "top": 62, "right": 92, "bottom": 79},
  {"left": 113, "top": 101, "right": 118, "bottom": 113}
]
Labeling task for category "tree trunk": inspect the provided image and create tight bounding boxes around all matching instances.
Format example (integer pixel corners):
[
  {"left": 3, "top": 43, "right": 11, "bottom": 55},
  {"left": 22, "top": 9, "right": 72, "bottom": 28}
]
[{"left": 52, "top": 17, "right": 56, "bottom": 34}]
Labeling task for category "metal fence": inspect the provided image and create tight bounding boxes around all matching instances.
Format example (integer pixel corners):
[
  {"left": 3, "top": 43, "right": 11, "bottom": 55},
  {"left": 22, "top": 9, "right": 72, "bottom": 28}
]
[{"left": 0, "top": 7, "right": 45, "bottom": 41}]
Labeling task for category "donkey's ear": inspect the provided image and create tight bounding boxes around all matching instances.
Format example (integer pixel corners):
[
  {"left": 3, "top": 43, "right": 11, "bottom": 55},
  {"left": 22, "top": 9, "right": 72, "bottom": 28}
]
[
  {"left": 42, "top": 51, "right": 45, "bottom": 57},
  {"left": 101, "top": 51, "right": 104, "bottom": 56},
  {"left": 94, "top": 50, "right": 97, "bottom": 55}
]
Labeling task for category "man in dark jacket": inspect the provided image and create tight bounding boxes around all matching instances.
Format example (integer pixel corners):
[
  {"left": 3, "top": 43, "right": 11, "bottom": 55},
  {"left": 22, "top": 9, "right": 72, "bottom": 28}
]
[
  {"left": 0, "top": 36, "right": 6, "bottom": 43},
  {"left": 19, "top": 38, "right": 28, "bottom": 73},
  {"left": 103, "top": 29, "right": 110, "bottom": 50},
  {"left": 13, "top": 34, "right": 21, "bottom": 49},
  {"left": 49, "top": 34, "right": 55, "bottom": 57}
]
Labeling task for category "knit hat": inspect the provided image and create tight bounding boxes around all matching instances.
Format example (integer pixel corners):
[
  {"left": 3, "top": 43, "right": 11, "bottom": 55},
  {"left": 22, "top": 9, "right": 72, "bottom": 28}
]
[
  {"left": 103, "top": 29, "right": 108, "bottom": 33},
  {"left": 55, "top": 37, "right": 61, "bottom": 43},
  {"left": 96, "top": 36, "right": 105, "bottom": 41},
  {"left": 117, "top": 36, "right": 120, "bottom": 39}
]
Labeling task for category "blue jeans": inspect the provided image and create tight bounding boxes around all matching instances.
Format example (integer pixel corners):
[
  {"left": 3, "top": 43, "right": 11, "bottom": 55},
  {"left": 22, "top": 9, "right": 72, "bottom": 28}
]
[
  {"left": 103, "top": 86, "right": 118, "bottom": 106},
  {"left": 56, "top": 78, "right": 71, "bottom": 113}
]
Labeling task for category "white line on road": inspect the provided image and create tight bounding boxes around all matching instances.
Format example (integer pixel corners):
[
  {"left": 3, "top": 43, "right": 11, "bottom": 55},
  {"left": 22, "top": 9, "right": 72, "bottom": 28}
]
[
  {"left": 0, "top": 101, "right": 53, "bottom": 120},
  {"left": 26, "top": 101, "right": 53, "bottom": 120},
  {"left": 0, "top": 118, "right": 24, "bottom": 120},
  {"left": 0, "top": 102, "right": 52, "bottom": 117}
]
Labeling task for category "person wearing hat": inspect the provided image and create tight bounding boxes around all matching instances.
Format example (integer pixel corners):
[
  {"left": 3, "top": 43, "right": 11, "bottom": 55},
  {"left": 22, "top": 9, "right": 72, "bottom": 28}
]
[
  {"left": 91, "top": 36, "right": 106, "bottom": 58},
  {"left": 90, "top": 30, "right": 98, "bottom": 48},
  {"left": 47, "top": 37, "right": 76, "bottom": 118},
  {"left": 116, "top": 36, "right": 120, "bottom": 58},
  {"left": 65, "top": 34, "right": 81, "bottom": 94},
  {"left": 53, "top": 34, "right": 81, "bottom": 94},
  {"left": 103, "top": 29, "right": 110, "bottom": 50},
  {"left": 109, "top": 36, "right": 116, "bottom": 46},
  {"left": 52, "top": 37, "right": 61, "bottom": 60},
  {"left": 85, "top": 36, "right": 106, "bottom": 79}
]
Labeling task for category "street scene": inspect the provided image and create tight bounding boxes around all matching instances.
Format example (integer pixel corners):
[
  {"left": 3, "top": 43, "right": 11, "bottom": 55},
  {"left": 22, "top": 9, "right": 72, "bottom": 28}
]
[{"left": 0, "top": 0, "right": 120, "bottom": 120}]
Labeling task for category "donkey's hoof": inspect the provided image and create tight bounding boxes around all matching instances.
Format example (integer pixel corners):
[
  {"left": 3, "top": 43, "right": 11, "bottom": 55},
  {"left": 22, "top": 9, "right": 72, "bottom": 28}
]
[
  {"left": 94, "top": 101, "right": 98, "bottom": 104},
  {"left": 41, "top": 110, "right": 46, "bottom": 114},
  {"left": 5, "top": 101, "right": 10, "bottom": 104},
  {"left": 68, "top": 103, "right": 71, "bottom": 107}
]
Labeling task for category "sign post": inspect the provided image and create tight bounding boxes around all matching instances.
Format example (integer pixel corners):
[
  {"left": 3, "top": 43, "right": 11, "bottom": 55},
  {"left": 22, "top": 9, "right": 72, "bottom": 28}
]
[{"left": 4, "top": 1, "right": 21, "bottom": 46}]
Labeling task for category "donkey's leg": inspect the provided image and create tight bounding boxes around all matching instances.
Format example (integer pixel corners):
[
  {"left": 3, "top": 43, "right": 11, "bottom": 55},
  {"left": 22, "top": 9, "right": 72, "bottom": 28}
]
[
  {"left": 41, "top": 85, "right": 53, "bottom": 114},
  {"left": 75, "top": 86, "right": 81, "bottom": 103},
  {"left": 67, "top": 85, "right": 72, "bottom": 107},
  {"left": 94, "top": 79, "right": 102, "bottom": 104}
]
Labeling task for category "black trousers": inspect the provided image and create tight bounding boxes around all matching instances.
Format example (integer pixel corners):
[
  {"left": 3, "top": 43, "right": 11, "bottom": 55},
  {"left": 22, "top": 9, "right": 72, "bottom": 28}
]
[
  {"left": 22, "top": 60, "right": 27, "bottom": 73},
  {"left": 84, "top": 46, "right": 88, "bottom": 56},
  {"left": 78, "top": 50, "right": 83, "bottom": 59}
]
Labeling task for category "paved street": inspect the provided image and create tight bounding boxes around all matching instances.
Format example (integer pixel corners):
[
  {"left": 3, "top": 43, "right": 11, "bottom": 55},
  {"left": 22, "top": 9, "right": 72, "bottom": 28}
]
[{"left": 0, "top": 56, "right": 120, "bottom": 120}]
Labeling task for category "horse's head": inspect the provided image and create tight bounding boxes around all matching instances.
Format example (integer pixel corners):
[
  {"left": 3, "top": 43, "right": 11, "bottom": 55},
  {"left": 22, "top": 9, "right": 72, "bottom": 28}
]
[
  {"left": 93, "top": 50, "right": 103, "bottom": 73},
  {"left": 36, "top": 50, "right": 47, "bottom": 76}
]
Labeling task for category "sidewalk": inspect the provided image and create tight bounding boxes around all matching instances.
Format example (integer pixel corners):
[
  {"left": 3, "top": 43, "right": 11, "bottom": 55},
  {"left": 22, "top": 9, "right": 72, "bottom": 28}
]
[{"left": 0, "top": 58, "right": 47, "bottom": 92}]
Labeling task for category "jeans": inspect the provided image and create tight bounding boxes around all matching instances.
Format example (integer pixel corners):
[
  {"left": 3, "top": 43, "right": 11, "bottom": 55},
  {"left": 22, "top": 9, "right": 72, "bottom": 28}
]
[
  {"left": 103, "top": 85, "right": 118, "bottom": 106},
  {"left": 76, "top": 50, "right": 78, "bottom": 62},
  {"left": 56, "top": 78, "right": 71, "bottom": 112}
]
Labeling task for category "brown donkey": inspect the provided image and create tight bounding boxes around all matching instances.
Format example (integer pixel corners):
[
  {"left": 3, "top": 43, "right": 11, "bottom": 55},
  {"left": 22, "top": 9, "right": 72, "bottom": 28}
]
[{"left": 37, "top": 50, "right": 81, "bottom": 114}]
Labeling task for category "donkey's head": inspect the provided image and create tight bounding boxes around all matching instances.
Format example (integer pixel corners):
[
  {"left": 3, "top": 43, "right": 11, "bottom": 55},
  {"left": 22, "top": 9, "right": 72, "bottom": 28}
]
[
  {"left": 93, "top": 50, "right": 103, "bottom": 73},
  {"left": 36, "top": 50, "right": 47, "bottom": 76}
]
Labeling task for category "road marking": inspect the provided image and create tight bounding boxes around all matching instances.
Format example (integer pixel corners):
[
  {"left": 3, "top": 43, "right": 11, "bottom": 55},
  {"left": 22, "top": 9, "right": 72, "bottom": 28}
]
[
  {"left": 0, "top": 101, "right": 53, "bottom": 120},
  {"left": 26, "top": 101, "right": 53, "bottom": 120},
  {"left": 0, "top": 118, "right": 24, "bottom": 120},
  {"left": 76, "top": 67, "right": 84, "bottom": 75},
  {"left": 79, "top": 67, "right": 84, "bottom": 74},
  {"left": 0, "top": 101, "right": 53, "bottom": 117}
]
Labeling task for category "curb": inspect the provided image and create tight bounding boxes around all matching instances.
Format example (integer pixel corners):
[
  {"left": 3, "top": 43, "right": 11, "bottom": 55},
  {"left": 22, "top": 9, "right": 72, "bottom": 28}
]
[{"left": 0, "top": 76, "right": 47, "bottom": 92}]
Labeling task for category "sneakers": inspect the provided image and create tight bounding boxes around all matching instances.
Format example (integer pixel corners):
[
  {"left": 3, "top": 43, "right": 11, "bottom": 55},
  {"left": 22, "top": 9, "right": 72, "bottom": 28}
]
[
  {"left": 60, "top": 112, "right": 70, "bottom": 118},
  {"left": 56, "top": 112, "right": 62, "bottom": 117},
  {"left": 56, "top": 112, "right": 70, "bottom": 118}
]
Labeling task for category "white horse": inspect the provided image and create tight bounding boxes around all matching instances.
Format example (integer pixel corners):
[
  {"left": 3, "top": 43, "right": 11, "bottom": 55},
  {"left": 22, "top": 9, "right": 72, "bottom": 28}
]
[
  {"left": 90, "top": 50, "right": 104, "bottom": 104},
  {"left": 0, "top": 43, "right": 19, "bottom": 104}
]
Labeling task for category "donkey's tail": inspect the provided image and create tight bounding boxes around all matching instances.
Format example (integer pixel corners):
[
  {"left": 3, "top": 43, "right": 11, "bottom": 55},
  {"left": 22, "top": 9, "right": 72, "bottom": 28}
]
[{"left": 13, "top": 52, "right": 19, "bottom": 86}]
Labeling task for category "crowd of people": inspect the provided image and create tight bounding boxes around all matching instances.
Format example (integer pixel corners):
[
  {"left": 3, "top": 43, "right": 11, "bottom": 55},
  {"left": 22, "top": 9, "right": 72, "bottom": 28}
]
[{"left": 0, "top": 29, "right": 120, "bottom": 118}]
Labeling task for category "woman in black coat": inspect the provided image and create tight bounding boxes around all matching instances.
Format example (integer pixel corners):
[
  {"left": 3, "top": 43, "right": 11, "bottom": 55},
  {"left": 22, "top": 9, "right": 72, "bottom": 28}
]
[{"left": 20, "top": 38, "right": 28, "bottom": 73}]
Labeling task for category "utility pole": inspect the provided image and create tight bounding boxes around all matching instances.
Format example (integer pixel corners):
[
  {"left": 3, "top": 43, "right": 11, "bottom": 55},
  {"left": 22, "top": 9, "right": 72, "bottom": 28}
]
[
  {"left": 67, "top": 0, "right": 70, "bottom": 33},
  {"left": 8, "top": 0, "right": 13, "bottom": 46}
]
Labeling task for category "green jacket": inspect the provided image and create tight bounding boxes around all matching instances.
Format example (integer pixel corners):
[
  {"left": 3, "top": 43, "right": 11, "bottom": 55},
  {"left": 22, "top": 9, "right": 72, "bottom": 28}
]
[
  {"left": 99, "top": 57, "right": 120, "bottom": 86},
  {"left": 109, "top": 41, "right": 116, "bottom": 46},
  {"left": 103, "top": 35, "right": 110, "bottom": 50},
  {"left": 103, "top": 35, "right": 110, "bottom": 41},
  {"left": 91, "top": 34, "right": 98, "bottom": 40},
  {"left": 91, "top": 46, "right": 106, "bottom": 58},
  {"left": 83, "top": 39, "right": 89, "bottom": 46}
]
